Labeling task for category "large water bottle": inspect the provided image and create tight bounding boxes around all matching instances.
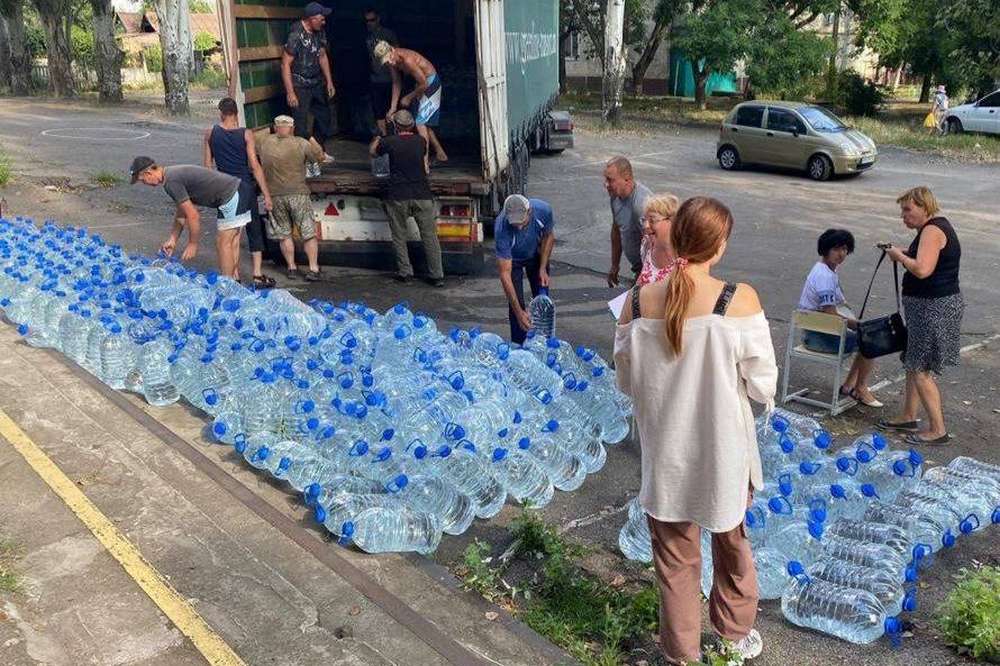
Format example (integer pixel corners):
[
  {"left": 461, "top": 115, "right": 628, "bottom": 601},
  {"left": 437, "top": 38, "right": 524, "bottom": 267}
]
[
  {"left": 755, "top": 546, "right": 794, "bottom": 600},
  {"left": 821, "top": 534, "right": 917, "bottom": 582},
  {"left": 489, "top": 447, "right": 554, "bottom": 507},
  {"left": 913, "top": 475, "right": 1000, "bottom": 530},
  {"left": 399, "top": 474, "right": 475, "bottom": 536},
  {"left": 306, "top": 474, "right": 386, "bottom": 508},
  {"left": 137, "top": 338, "right": 180, "bottom": 407},
  {"left": 350, "top": 505, "right": 443, "bottom": 554},
  {"left": 437, "top": 448, "right": 507, "bottom": 518},
  {"left": 515, "top": 435, "right": 586, "bottom": 492},
  {"left": 948, "top": 456, "right": 1000, "bottom": 484},
  {"left": 771, "top": 520, "right": 826, "bottom": 566},
  {"left": 823, "top": 517, "right": 913, "bottom": 559},
  {"left": 782, "top": 575, "right": 904, "bottom": 644},
  {"left": 788, "top": 559, "right": 915, "bottom": 617},
  {"left": 618, "top": 497, "right": 652, "bottom": 563},
  {"left": 863, "top": 498, "right": 957, "bottom": 553},
  {"left": 528, "top": 287, "right": 555, "bottom": 338}
]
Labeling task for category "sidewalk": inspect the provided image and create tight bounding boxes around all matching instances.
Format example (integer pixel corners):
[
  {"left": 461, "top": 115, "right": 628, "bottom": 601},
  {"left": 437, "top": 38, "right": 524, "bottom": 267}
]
[{"left": 0, "top": 325, "right": 569, "bottom": 666}]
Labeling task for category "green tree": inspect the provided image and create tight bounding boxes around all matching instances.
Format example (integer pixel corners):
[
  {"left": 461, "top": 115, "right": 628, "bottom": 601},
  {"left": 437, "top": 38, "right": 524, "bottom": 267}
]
[
  {"left": 940, "top": 0, "right": 1000, "bottom": 98},
  {"left": 0, "top": 0, "right": 33, "bottom": 94},
  {"left": 630, "top": 0, "right": 684, "bottom": 94},
  {"left": 672, "top": 0, "right": 761, "bottom": 108},
  {"left": 193, "top": 30, "right": 215, "bottom": 53},
  {"left": 746, "top": 14, "right": 832, "bottom": 99}
]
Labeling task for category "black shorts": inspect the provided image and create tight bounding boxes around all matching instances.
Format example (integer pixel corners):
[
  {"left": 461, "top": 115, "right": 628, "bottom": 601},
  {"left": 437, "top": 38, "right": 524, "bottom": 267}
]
[{"left": 371, "top": 81, "right": 393, "bottom": 120}]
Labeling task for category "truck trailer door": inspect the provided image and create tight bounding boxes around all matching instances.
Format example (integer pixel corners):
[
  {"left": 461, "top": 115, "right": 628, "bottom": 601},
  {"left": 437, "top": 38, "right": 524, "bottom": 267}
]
[{"left": 474, "top": 0, "right": 510, "bottom": 188}]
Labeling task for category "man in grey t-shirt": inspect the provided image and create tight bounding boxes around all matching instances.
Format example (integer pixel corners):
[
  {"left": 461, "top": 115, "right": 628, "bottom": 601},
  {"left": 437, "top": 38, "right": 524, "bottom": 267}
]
[
  {"left": 130, "top": 156, "right": 254, "bottom": 279},
  {"left": 605, "top": 156, "right": 652, "bottom": 287}
]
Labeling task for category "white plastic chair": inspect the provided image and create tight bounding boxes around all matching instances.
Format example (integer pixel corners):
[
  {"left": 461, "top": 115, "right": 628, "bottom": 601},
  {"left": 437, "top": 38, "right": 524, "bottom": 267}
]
[{"left": 780, "top": 310, "right": 857, "bottom": 415}]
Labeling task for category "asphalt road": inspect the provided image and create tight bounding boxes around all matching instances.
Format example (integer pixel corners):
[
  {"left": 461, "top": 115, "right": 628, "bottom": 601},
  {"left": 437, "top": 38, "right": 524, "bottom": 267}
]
[{"left": 1, "top": 95, "right": 999, "bottom": 665}]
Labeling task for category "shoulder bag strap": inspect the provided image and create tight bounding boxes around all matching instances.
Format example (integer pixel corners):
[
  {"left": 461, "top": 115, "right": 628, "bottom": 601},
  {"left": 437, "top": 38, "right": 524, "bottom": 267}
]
[
  {"left": 892, "top": 257, "right": 902, "bottom": 313},
  {"left": 631, "top": 282, "right": 642, "bottom": 320},
  {"left": 857, "top": 250, "right": 887, "bottom": 320}
]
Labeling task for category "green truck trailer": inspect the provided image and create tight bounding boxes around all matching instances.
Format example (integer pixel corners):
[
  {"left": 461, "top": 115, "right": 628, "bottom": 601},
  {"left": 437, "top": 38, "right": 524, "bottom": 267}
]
[{"left": 217, "top": 0, "right": 573, "bottom": 274}]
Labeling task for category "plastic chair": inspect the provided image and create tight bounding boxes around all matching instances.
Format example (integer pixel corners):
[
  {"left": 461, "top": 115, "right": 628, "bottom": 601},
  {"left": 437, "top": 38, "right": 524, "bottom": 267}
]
[{"left": 780, "top": 310, "right": 857, "bottom": 415}]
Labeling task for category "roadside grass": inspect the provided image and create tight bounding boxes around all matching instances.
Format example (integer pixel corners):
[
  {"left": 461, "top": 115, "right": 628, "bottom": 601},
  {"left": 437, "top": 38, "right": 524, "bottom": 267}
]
[
  {"left": 459, "top": 510, "right": 659, "bottom": 665},
  {"left": 0, "top": 151, "right": 11, "bottom": 187},
  {"left": 92, "top": 170, "right": 124, "bottom": 188},
  {"left": 562, "top": 91, "right": 1000, "bottom": 162},
  {"left": 0, "top": 537, "right": 22, "bottom": 593},
  {"left": 936, "top": 565, "right": 1000, "bottom": 662}
]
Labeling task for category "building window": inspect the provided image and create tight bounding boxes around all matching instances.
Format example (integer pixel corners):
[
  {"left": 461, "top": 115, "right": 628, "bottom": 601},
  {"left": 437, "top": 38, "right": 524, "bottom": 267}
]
[{"left": 564, "top": 31, "right": 581, "bottom": 60}]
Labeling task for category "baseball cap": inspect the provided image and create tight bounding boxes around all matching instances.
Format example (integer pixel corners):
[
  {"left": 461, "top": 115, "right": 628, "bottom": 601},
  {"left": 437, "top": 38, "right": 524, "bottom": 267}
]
[
  {"left": 392, "top": 109, "right": 414, "bottom": 127},
  {"left": 129, "top": 156, "right": 155, "bottom": 183},
  {"left": 503, "top": 194, "right": 530, "bottom": 223},
  {"left": 274, "top": 114, "right": 295, "bottom": 126},
  {"left": 373, "top": 40, "right": 393, "bottom": 65},
  {"left": 303, "top": 2, "right": 331, "bottom": 17}
]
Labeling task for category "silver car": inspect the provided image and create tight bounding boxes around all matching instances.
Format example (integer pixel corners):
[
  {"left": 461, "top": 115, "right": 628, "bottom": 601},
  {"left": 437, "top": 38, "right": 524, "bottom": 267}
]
[{"left": 717, "top": 101, "right": 878, "bottom": 181}]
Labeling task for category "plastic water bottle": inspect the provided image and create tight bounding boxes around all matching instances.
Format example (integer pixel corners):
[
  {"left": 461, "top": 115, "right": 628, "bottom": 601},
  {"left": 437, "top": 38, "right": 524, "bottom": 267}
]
[
  {"left": 98, "top": 322, "right": 135, "bottom": 390},
  {"left": 824, "top": 517, "right": 913, "bottom": 559},
  {"left": 771, "top": 520, "right": 826, "bottom": 566},
  {"left": 314, "top": 493, "right": 399, "bottom": 538},
  {"left": 490, "top": 447, "right": 554, "bottom": 507},
  {"left": 788, "top": 559, "right": 915, "bottom": 617},
  {"left": 948, "top": 456, "right": 1000, "bottom": 484},
  {"left": 399, "top": 475, "right": 475, "bottom": 536},
  {"left": 350, "top": 505, "right": 442, "bottom": 555},
  {"left": 755, "top": 546, "right": 794, "bottom": 600},
  {"left": 137, "top": 338, "right": 180, "bottom": 407},
  {"left": 618, "top": 497, "right": 652, "bottom": 563},
  {"left": 515, "top": 435, "right": 586, "bottom": 492},
  {"left": 306, "top": 474, "right": 387, "bottom": 508},
  {"left": 821, "top": 534, "right": 917, "bottom": 582},
  {"left": 912, "top": 476, "right": 1000, "bottom": 529},
  {"left": 437, "top": 448, "right": 507, "bottom": 519},
  {"left": 782, "top": 574, "right": 904, "bottom": 644},
  {"left": 863, "top": 498, "right": 956, "bottom": 553},
  {"left": 528, "top": 287, "right": 555, "bottom": 338}
]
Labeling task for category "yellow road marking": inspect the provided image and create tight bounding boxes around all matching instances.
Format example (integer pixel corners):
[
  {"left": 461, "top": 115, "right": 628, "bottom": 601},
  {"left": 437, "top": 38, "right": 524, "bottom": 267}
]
[{"left": 0, "top": 408, "right": 246, "bottom": 666}]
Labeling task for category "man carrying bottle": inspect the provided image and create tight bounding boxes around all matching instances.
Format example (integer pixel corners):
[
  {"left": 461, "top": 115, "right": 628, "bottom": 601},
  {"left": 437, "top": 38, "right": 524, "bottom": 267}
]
[{"left": 494, "top": 194, "right": 555, "bottom": 344}]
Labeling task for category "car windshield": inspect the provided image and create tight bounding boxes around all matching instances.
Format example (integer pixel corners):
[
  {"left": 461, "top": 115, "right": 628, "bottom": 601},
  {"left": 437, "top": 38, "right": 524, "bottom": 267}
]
[{"left": 800, "top": 106, "right": 847, "bottom": 132}]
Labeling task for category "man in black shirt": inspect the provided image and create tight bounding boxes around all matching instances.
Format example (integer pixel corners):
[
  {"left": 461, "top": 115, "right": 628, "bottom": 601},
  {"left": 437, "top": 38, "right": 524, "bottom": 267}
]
[
  {"left": 282, "top": 2, "right": 335, "bottom": 177},
  {"left": 370, "top": 110, "right": 443, "bottom": 287},
  {"left": 364, "top": 8, "right": 397, "bottom": 137}
]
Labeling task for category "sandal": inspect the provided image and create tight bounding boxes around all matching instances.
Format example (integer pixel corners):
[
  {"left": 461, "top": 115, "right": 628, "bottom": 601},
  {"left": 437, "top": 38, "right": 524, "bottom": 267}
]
[
  {"left": 904, "top": 432, "right": 952, "bottom": 446},
  {"left": 304, "top": 270, "right": 321, "bottom": 282},
  {"left": 876, "top": 419, "right": 920, "bottom": 432},
  {"left": 252, "top": 274, "right": 276, "bottom": 289},
  {"left": 286, "top": 267, "right": 302, "bottom": 280}
]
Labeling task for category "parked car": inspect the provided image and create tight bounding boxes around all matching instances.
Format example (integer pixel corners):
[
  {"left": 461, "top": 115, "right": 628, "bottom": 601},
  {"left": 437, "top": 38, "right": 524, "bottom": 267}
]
[
  {"left": 716, "top": 101, "right": 878, "bottom": 181},
  {"left": 943, "top": 89, "right": 1000, "bottom": 135}
]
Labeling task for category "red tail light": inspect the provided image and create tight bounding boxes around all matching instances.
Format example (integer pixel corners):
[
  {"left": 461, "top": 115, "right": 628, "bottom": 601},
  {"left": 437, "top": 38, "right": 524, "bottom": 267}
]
[{"left": 440, "top": 204, "right": 471, "bottom": 217}]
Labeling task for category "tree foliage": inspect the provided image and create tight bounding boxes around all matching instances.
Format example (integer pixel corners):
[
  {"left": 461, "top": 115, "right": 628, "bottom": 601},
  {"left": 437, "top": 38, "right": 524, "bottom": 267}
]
[
  {"left": 193, "top": 30, "right": 216, "bottom": 52},
  {"left": 746, "top": 12, "right": 832, "bottom": 98}
]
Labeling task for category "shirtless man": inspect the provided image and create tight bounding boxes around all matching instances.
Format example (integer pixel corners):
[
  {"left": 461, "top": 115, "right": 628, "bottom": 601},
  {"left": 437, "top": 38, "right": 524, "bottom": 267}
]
[{"left": 373, "top": 41, "right": 448, "bottom": 163}]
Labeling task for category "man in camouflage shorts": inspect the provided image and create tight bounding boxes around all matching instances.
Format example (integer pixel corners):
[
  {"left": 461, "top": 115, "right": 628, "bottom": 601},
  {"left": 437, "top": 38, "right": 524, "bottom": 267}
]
[{"left": 258, "top": 115, "right": 325, "bottom": 281}]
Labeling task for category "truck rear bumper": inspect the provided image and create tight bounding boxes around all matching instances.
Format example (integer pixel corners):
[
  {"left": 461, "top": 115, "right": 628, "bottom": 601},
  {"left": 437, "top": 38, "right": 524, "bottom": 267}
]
[{"left": 305, "top": 240, "right": 485, "bottom": 276}]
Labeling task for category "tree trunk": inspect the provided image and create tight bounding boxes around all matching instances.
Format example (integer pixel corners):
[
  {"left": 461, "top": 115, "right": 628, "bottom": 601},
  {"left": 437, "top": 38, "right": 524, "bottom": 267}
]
[
  {"left": 694, "top": 65, "right": 709, "bottom": 110},
  {"left": 918, "top": 72, "right": 931, "bottom": 103},
  {"left": 825, "top": 1, "right": 842, "bottom": 98},
  {"left": 891, "top": 66, "right": 902, "bottom": 91},
  {"left": 0, "top": 18, "right": 11, "bottom": 91},
  {"left": 90, "top": 0, "right": 123, "bottom": 103},
  {"left": 2, "top": 0, "right": 33, "bottom": 94},
  {"left": 602, "top": 0, "right": 626, "bottom": 123},
  {"left": 630, "top": 15, "right": 669, "bottom": 97},
  {"left": 37, "top": 9, "right": 75, "bottom": 97},
  {"left": 155, "top": 0, "right": 193, "bottom": 114}
]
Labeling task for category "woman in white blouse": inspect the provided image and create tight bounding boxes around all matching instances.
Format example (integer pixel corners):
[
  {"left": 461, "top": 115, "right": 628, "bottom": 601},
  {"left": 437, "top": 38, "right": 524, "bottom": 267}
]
[{"left": 614, "top": 197, "right": 778, "bottom": 665}]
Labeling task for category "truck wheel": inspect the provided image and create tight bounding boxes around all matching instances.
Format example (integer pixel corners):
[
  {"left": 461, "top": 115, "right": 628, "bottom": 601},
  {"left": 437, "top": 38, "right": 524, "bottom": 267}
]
[
  {"left": 717, "top": 146, "right": 741, "bottom": 170},
  {"left": 807, "top": 154, "right": 833, "bottom": 181}
]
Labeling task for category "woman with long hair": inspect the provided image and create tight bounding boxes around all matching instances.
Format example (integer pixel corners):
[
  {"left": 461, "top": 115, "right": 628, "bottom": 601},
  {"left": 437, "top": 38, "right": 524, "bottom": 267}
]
[{"left": 615, "top": 197, "right": 778, "bottom": 664}]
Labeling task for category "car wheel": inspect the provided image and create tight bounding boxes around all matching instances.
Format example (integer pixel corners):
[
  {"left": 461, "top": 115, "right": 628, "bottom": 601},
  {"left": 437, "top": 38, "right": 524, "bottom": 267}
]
[
  {"left": 718, "top": 146, "right": 741, "bottom": 171},
  {"left": 946, "top": 118, "right": 963, "bottom": 134},
  {"left": 807, "top": 154, "right": 832, "bottom": 181}
]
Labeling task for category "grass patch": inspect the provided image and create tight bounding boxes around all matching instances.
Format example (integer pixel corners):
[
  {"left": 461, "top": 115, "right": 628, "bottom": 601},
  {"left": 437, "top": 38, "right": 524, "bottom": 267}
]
[
  {"left": 0, "top": 538, "right": 22, "bottom": 593},
  {"left": 191, "top": 67, "right": 228, "bottom": 91},
  {"left": 559, "top": 91, "right": 731, "bottom": 131},
  {"left": 844, "top": 114, "right": 1000, "bottom": 163},
  {"left": 92, "top": 170, "right": 123, "bottom": 188},
  {"left": 0, "top": 151, "right": 11, "bottom": 187},
  {"left": 937, "top": 565, "right": 1000, "bottom": 662}
]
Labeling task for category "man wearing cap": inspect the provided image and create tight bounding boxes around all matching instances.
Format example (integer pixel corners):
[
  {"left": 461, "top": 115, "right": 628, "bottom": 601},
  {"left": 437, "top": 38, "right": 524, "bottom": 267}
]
[
  {"left": 258, "top": 115, "right": 326, "bottom": 282},
  {"left": 130, "top": 157, "right": 253, "bottom": 279},
  {"left": 495, "top": 194, "right": 555, "bottom": 344},
  {"left": 369, "top": 109, "right": 444, "bottom": 287},
  {"left": 372, "top": 40, "right": 448, "bottom": 164},
  {"left": 605, "top": 156, "right": 652, "bottom": 287},
  {"left": 282, "top": 2, "right": 336, "bottom": 177}
]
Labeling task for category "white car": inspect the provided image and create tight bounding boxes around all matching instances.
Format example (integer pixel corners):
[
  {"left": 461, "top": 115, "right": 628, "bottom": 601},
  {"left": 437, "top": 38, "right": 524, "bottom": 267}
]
[{"left": 944, "top": 89, "right": 1000, "bottom": 135}]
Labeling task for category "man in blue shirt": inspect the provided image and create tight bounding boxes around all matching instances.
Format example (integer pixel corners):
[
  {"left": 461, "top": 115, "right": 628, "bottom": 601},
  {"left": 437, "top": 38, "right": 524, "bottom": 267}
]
[{"left": 495, "top": 194, "right": 555, "bottom": 343}]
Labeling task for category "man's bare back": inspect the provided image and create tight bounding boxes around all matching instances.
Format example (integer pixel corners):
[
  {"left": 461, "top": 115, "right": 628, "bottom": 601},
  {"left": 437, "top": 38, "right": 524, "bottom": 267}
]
[{"left": 393, "top": 47, "right": 436, "bottom": 84}]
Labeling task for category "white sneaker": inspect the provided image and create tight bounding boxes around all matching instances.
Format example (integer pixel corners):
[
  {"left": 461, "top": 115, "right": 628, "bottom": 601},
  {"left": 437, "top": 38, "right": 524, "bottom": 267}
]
[{"left": 727, "top": 629, "right": 762, "bottom": 663}]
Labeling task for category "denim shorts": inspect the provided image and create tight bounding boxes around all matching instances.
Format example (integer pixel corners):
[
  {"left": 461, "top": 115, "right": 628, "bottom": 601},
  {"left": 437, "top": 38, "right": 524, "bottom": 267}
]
[{"left": 803, "top": 329, "right": 857, "bottom": 354}]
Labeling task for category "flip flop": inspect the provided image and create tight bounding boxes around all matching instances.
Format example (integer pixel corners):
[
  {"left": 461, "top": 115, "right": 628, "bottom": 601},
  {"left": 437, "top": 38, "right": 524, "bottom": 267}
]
[
  {"left": 876, "top": 419, "right": 920, "bottom": 432},
  {"left": 904, "top": 432, "right": 952, "bottom": 446}
]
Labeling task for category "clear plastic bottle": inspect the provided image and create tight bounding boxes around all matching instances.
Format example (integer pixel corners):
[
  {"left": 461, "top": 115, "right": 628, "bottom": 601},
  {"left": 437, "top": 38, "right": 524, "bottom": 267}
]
[
  {"left": 528, "top": 287, "right": 556, "bottom": 338},
  {"left": 350, "top": 505, "right": 443, "bottom": 555},
  {"left": 437, "top": 447, "right": 507, "bottom": 519},
  {"left": 782, "top": 575, "right": 903, "bottom": 644},
  {"left": 821, "top": 534, "right": 916, "bottom": 582},
  {"left": 824, "top": 517, "right": 913, "bottom": 559},
  {"left": 618, "top": 497, "right": 652, "bottom": 563},
  {"left": 855, "top": 451, "right": 923, "bottom": 501},
  {"left": 399, "top": 474, "right": 475, "bottom": 536},
  {"left": 516, "top": 435, "right": 587, "bottom": 492},
  {"left": 137, "top": 338, "right": 180, "bottom": 407},
  {"left": 787, "top": 558, "right": 915, "bottom": 617},
  {"left": 98, "top": 322, "right": 135, "bottom": 390},
  {"left": 947, "top": 456, "right": 1000, "bottom": 485},
  {"left": 490, "top": 448, "right": 554, "bottom": 508}
]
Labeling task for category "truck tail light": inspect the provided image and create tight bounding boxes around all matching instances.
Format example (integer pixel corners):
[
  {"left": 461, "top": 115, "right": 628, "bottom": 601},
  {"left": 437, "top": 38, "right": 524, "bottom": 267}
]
[
  {"left": 440, "top": 204, "right": 471, "bottom": 218},
  {"left": 323, "top": 203, "right": 340, "bottom": 216}
]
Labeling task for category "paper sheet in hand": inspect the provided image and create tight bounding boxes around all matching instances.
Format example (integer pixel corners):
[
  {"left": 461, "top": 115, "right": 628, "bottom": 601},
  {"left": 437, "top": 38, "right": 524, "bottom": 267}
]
[{"left": 608, "top": 291, "right": 629, "bottom": 321}]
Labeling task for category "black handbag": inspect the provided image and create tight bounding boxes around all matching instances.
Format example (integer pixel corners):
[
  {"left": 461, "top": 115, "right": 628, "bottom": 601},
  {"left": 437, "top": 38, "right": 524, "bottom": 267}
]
[{"left": 856, "top": 250, "right": 908, "bottom": 359}]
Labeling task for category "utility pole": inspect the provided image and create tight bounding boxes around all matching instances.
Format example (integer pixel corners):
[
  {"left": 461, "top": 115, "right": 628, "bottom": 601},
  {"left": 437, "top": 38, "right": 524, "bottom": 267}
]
[
  {"left": 825, "top": 1, "right": 842, "bottom": 99},
  {"left": 603, "top": 0, "right": 626, "bottom": 124}
]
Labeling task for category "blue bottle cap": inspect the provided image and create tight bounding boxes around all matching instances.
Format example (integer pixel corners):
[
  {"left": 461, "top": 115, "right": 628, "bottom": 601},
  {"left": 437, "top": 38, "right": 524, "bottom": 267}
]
[
  {"left": 941, "top": 529, "right": 956, "bottom": 548},
  {"left": 837, "top": 454, "right": 857, "bottom": 474},
  {"left": 492, "top": 448, "right": 507, "bottom": 462},
  {"left": 786, "top": 560, "right": 805, "bottom": 576},
  {"left": 902, "top": 589, "right": 917, "bottom": 612}
]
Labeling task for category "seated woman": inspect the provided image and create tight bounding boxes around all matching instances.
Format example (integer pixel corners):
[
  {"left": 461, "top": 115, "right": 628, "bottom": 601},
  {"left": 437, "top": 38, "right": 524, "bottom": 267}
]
[{"left": 797, "top": 228, "right": 882, "bottom": 408}]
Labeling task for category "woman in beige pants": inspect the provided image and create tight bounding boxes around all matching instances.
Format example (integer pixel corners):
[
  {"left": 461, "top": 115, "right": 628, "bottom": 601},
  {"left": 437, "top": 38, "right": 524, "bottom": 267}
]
[{"left": 614, "top": 197, "right": 778, "bottom": 664}]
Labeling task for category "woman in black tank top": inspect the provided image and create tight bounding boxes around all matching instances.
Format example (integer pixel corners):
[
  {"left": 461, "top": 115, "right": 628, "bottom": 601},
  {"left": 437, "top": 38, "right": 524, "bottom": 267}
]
[{"left": 879, "top": 187, "right": 963, "bottom": 446}]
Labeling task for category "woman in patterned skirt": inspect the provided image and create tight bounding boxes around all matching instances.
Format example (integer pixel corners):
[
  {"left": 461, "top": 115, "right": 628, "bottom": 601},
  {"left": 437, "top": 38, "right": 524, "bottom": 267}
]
[{"left": 879, "top": 186, "right": 962, "bottom": 445}]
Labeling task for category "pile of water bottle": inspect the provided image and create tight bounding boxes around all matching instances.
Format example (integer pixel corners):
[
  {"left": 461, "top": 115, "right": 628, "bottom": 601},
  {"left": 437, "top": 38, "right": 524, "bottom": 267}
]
[
  {"left": 0, "top": 218, "right": 632, "bottom": 554},
  {"left": 619, "top": 407, "right": 1000, "bottom": 645}
]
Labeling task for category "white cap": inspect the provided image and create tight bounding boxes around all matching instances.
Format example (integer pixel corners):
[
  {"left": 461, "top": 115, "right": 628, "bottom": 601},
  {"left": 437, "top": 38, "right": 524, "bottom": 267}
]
[{"left": 503, "top": 194, "right": 530, "bottom": 222}]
